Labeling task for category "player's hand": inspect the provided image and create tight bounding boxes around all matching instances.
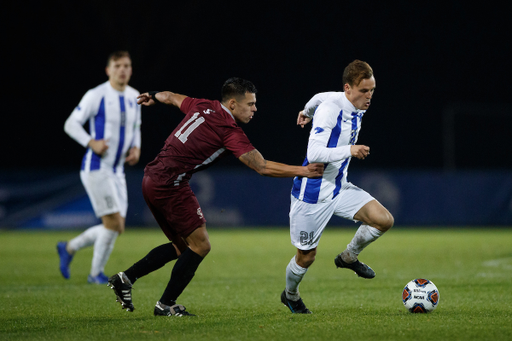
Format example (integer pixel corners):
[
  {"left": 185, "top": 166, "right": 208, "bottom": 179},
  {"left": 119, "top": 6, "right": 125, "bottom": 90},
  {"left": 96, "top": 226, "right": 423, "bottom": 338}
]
[
  {"left": 351, "top": 145, "right": 370, "bottom": 160},
  {"left": 125, "top": 146, "right": 140, "bottom": 166},
  {"left": 304, "top": 162, "right": 324, "bottom": 178},
  {"left": 88, "top": 139, "right": 109, "bottom": 156},
  {"left": 137, "top": 93, "right": 156, "bottom": 106},
  {"left": 297, "top": 110, "right": 312, "bottom": 128}
]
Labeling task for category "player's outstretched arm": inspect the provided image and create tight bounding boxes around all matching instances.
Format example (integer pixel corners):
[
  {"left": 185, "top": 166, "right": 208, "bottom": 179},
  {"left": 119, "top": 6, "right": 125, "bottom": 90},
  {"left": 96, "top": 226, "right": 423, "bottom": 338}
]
[
  {"left": 137, "top": 91, "right": 188, "bottom": 109},
  {"left": 239, "top": 149, "right": 323, "bottom": 178}
]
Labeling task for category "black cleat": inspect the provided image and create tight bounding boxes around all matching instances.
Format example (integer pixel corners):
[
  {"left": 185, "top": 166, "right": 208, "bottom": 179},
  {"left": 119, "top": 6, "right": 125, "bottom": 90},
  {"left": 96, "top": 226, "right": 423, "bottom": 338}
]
[
  {"left": 154, "top": 301, "right": 195, "bottom": 316},
  {"left": 108, "top": 272, "right": 135, "bottom": 312},
  {"left": 281, "top": 290, "right": 312, "bottom": 314},
  {"left": 335, "top": 254, "right": 376, "bottom": 279}
]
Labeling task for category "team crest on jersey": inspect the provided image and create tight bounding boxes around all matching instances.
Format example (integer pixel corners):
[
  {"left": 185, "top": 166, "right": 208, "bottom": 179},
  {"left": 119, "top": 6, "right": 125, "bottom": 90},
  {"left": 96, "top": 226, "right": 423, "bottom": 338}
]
[
  {"left": 197, "top": 208, "right": 204, "bottom": 219},
  {"left": 314, "top": 127, "right": 324, "bottom": 134},
  {"left": 203, "top": 109, "right": 215, "bottom": 115}
]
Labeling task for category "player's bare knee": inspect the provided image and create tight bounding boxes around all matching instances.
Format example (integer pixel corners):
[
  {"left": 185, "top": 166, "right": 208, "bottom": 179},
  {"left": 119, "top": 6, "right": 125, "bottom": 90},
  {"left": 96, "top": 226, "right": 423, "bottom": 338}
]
[
  {"left": 297, "top": 248, "right": 316, "bottom": 268},
  {"left": 116, "top": 226, "right": 125, "bottom": 234},
  {"left": 103, "top": 220, "right": 124, "bottom": 233},
  {"left": 192, "top": 240, "right": 211, "bottom": 258},
  {"left": 111, "top": 222, "right": 125, "bottom": 234},
  {"left": 301, "top": 256, "right": 315, "bottom": 268},
  {"left": 377, "top": 212, "right": 394, "bottom": 232},
  {"left": 387, "top": 213, "right": 394, "bottom": 230},
  {"left": 102, "top": 213, "right": 124, "bottom": 233},
  {"left": 114, "top": 222, "right": 125, "bottom": 234},
  {"left": 201, "top": 241, "right": 211, "bottom": 256}
]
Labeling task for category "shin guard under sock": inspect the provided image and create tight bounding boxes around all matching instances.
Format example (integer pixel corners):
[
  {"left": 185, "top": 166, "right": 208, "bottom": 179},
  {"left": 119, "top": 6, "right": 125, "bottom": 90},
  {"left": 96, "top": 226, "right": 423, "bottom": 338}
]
[
  {"left": 124, "top": 242, "right": 178, "bottom": 284},
  {"left": 160, "top": 248, "right": 204, "bottom": 306}
]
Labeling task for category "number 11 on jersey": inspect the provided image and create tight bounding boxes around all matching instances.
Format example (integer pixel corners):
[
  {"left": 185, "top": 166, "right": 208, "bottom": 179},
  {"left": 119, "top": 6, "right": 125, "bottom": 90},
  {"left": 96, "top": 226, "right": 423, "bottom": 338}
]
[{"left": 175, "top": 112, "right": 205, "bottom": 143}]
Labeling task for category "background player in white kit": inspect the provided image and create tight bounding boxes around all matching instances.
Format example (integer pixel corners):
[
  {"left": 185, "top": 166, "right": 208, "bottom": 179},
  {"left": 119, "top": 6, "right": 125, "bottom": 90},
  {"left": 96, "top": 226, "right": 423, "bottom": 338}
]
[
  {"left": 58, "top": 51, "right": 141, "bottom": 284},
  {"left": 281, "top": 60, "right": 394, "bottom": 313}
]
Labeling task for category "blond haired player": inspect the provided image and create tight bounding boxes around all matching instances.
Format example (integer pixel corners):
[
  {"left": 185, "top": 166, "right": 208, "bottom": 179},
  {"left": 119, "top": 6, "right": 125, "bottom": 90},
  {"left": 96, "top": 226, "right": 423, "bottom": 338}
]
[{"left": 282, "top": 60, "right": 394, "bottom": 313}]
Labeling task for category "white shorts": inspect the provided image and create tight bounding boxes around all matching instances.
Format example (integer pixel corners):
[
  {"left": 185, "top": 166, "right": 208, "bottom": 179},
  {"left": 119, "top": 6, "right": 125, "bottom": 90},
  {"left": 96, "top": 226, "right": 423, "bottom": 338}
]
[
  {"left": 289, "top": 182, "right": 374, "bottom": 250},
  {"left": 80, "top": 169, "right": 128, "bottom": 218}
]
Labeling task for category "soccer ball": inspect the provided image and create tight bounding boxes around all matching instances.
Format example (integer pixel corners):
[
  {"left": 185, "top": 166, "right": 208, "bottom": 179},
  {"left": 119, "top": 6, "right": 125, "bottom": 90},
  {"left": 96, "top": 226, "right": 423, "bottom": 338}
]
[{"left": 402, "top": 278, "right": 440, "bottom": 313}]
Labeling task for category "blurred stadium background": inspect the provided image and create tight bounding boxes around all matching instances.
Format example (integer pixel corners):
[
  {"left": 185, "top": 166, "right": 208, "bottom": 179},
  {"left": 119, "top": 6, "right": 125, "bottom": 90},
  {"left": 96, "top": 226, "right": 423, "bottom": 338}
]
[{"left": 2, "top": 1, "right": 511, "bottom": 230}]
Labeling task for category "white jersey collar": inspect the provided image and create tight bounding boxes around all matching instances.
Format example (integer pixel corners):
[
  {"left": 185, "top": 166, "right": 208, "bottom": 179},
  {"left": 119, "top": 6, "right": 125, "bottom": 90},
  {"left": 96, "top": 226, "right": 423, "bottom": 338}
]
[
  {"left": 221, "top": 103, "right": 236, "bottom": 121},
  {"left": 106, "top": 81, "right": 127, "bottom": 95},
  {"left": 342, "top": 92, "right": 366, "bottom": 114}
]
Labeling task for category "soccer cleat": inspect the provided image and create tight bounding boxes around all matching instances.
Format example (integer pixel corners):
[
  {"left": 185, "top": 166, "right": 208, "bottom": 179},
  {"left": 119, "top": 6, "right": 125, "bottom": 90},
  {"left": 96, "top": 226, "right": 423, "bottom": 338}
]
[
  {"left": 280, "top": 290, "right": 312, "bottom": 314},
  {"left": 57, "top": 241, "right": 73, "bottom": 279},
  {"left": 87, "top": 272, "right": 109, "bottom": 284},
  {"left": 334, "top": 254, "right": 376, "bottom": 279},
  {"left": 108, "top": 272, "right": 135, "bottom": 312},
  {"left": 154, "top": 301, "right": 195, "bottom": 316}
]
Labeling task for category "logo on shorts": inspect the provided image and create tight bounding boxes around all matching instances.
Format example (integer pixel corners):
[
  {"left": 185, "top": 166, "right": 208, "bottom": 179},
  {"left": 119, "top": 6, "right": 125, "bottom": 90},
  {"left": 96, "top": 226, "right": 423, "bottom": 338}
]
[
  {"left": 197, "top": 208, "right": 204, "bottom": 219},
  {"left": 105, "top": 196, "right": 114, "bottom": 209},
  {"left": 300, "top": 231, "right": 315, "bottom": 246}
]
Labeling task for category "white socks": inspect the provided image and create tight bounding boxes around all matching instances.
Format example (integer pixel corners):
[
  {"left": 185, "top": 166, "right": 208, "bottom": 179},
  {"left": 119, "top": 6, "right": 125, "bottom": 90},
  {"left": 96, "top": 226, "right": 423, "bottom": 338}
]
[
  {"left": 343, "top": 224, "right": 383, "bottom": 263},
  {"left": 68, "top": 224, "right": 103, "bottom": 252},
  {"left": 67, "top": 224, "right": 119, "bottom": 277},
  {"left": 285, "top": 256, "right": 308, "bottom": 301},
  {"left": 90, "top": 227, "right": 119, "bottom": 277}
]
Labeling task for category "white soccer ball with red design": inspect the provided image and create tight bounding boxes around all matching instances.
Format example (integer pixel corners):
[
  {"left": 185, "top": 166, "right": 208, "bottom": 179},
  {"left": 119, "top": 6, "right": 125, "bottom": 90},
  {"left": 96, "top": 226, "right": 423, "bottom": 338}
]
[{"left": 402, "top": 278, "right": 440, "bottom": 313}]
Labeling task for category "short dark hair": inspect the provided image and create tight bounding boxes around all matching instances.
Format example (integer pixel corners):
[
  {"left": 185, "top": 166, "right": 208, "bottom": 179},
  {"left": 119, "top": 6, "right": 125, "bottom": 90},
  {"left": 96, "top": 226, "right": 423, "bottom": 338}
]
[
  {"left": 106, "top": 51, "right": 131, "bottom": 66},
  {"left": 342, "top": 60, "right": 373, "bottom": 87},
  {"left": 221, "top": 77, "right": 257, "bottom": 102}
]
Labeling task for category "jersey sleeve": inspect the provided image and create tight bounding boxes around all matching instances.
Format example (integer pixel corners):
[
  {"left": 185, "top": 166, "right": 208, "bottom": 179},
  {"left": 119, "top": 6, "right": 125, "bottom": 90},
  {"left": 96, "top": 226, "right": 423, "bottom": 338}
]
[
  {"left": 223, "top": 126, "right": 255, "bottom": 158},
  {"left": 64, "top": 90, "right": 99, "bottom": 147},
  {"left": 179, "top": 96, "right": 195, "bottom": 114},
  {"left": 303, "top": 92, "right": 337, "bottom": 118},
  {"left": 307, "top": 139, "right": 351, "bottom": 163},
  {"left": 306, "top": 102, "right": 351, "bottom": 163}
]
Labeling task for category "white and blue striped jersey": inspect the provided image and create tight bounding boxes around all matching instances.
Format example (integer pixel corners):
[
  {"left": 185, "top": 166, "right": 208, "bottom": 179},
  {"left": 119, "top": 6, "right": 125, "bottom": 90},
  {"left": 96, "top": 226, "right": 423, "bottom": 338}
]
[
  {"left": 64, "top": 81, "right": 141, "bottom": 174},
  {"left": 291, "top": 92, "right": 366, "bottom": 203}
]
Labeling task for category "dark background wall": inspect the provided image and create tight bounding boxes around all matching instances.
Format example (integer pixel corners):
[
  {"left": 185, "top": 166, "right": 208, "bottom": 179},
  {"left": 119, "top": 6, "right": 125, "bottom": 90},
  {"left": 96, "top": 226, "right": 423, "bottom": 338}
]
[{"left": 5, "top": 1, "right": 512, "bottom": 172}]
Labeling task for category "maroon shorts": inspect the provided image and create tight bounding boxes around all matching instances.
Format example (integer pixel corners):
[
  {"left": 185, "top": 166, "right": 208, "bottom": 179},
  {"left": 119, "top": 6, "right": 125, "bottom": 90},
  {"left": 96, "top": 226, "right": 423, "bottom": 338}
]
[{"left": 142, "top": 175, "right": 206, "bottom": 241}]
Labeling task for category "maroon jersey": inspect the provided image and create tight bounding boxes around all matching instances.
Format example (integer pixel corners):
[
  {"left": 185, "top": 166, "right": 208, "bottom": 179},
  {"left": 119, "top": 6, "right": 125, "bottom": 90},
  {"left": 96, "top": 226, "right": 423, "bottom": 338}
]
[{"left": 145, "top": 97, "right": 255, "bottom": 186}]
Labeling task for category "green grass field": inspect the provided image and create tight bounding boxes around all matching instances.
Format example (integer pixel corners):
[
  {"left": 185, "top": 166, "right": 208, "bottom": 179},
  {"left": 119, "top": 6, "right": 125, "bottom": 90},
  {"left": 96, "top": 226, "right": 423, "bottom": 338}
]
[{"left": 1, "top": 227, "right": 511, "bottom": 340}]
